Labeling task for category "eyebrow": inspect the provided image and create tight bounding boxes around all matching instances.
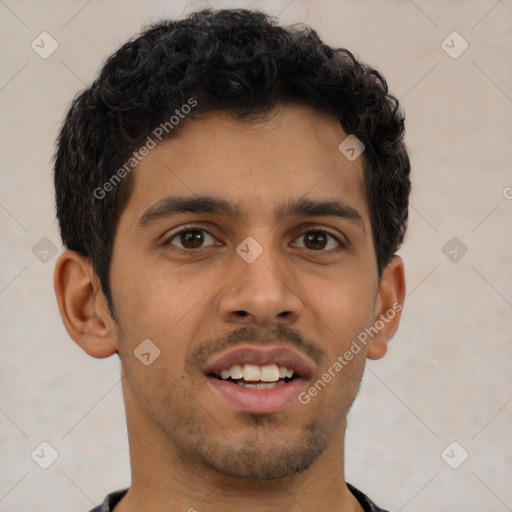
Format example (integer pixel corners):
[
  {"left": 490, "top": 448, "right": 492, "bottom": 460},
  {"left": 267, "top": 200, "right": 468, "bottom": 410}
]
[
  {"left": 137, "top": 195, "right": 366, "bottom": 232},
  {"left": 276, "top": 197, "right": 365, "bottom": 232},
  {"left": 137, "top": 195, "right": 240, "bottom": 228}
]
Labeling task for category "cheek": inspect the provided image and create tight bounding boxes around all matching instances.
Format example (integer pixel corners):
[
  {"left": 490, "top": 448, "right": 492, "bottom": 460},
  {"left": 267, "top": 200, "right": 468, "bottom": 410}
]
[
  {"left": 123, "top": 357, "right": 193, "bottom": 436},
  {"left": 309, "top": 275, "right": 376, "bottom": 348},
  {"left": 111, "top": 263, "right": 215, "bottom": 379},
  {"left": 110, "top": 260, "right": 189, "bottom": 339}
]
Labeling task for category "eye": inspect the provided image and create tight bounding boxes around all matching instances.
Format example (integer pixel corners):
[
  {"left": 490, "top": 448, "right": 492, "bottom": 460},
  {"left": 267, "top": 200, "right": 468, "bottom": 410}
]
[
  {"left": 291, "top": 230, "right": 344, "bottom": 251},
  {"left": 165, "top": 227, "right": 218, "bottom": 250}
]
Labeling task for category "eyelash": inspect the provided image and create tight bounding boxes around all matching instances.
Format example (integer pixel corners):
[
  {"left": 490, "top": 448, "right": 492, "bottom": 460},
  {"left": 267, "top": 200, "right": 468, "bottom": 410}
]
[{"left": 163, "top": 225, "right": 347, "bottom": 253}]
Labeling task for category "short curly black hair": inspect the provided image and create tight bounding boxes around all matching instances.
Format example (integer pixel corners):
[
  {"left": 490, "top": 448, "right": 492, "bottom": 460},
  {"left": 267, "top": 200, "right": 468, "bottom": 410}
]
[{"left": 54, "top": 8, "right": 410, "bottom": 314}]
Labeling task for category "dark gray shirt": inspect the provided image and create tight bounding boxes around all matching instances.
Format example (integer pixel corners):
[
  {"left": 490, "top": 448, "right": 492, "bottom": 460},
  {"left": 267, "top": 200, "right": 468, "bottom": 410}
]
[{"left": 88, "top": 483, "right": 390, "bottom": 511}]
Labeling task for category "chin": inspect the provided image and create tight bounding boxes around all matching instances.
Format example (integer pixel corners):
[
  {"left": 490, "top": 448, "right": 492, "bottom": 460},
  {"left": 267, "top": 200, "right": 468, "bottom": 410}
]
[{"left": 187, "top": 421, "right": 326, "bottom": 480}]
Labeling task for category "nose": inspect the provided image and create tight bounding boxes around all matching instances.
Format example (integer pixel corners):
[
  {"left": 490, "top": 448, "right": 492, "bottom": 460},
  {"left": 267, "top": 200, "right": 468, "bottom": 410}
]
[{"left": 215, "top": 241, "right": 304, "bottom": 329}]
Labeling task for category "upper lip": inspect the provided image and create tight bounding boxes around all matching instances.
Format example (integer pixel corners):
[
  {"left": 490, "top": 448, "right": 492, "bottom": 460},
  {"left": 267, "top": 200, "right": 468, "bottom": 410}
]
[{"left": 203, "top": 346, "right": 315, "bottom": 379}]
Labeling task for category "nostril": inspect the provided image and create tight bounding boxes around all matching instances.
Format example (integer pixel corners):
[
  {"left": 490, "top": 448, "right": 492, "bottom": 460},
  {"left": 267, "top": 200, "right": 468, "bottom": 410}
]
[{"left": 235, "top": 311, "right": 249, "bottom": 316}]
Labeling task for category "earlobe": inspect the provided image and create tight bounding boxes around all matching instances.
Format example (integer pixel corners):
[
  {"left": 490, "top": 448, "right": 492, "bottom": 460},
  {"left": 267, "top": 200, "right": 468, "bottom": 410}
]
[
  {"left": 366, "top": 255, "right": 406, "bottom": 360},
  {"left": 53, "top": 250, "right": 118, "bottom": 358}
]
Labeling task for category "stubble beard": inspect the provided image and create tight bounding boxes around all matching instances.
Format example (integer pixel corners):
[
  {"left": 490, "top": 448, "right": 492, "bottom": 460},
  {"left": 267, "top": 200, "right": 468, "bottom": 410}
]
[{"left": 183, "top": 416, "right": 329, "bottom": 480}]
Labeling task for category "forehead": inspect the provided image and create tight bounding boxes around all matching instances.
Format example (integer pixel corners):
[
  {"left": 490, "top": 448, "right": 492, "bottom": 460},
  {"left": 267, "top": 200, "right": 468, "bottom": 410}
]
[{"left": 118, "top": 104, "right": 370, "bottom": 232}]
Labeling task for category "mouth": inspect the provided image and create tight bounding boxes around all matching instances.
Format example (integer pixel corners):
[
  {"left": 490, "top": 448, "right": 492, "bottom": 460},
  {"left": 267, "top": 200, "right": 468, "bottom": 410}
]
[
  {"left": 211, "top": 362, "right": 296, "bottom": 389},
  {"left": 203, "top": 347, "right": 313, "bottom": 414}
]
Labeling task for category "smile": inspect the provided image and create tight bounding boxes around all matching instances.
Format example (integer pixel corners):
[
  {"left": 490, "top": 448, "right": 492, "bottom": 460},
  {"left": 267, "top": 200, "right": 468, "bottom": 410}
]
[{"left": 204, "top": 347, "right": 313, "bottom": 414}]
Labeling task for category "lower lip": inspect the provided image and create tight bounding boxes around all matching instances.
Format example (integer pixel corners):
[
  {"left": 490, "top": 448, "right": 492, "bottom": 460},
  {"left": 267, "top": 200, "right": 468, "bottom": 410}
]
[{"left": 206, "top": 376, "right": 307, "bottom": 414}]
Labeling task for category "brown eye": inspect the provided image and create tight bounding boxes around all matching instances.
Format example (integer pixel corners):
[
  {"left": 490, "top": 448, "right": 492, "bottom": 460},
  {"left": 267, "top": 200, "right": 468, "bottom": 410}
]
[
  {"left": 180, "top": 230, "right": 204, "bottom": 248},
  {"left": 166, "top": 228, "right": 216, "bottom": 250},
  {"left": 293, "top": 230, "right": 341, "bottom": 251},
  {"left": 304, "top": 232, "right": 328, "bottom": 250}
]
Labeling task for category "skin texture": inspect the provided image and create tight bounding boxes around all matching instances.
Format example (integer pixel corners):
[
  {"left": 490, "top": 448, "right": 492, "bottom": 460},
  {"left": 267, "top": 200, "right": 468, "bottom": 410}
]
[{"left": 54, "top": 104, "right": 405, "bottom": 512}]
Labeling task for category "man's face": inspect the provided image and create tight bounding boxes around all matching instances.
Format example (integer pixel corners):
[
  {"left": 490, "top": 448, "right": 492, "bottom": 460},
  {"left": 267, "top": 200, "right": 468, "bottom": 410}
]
[{"left": 108, "top": 104, "right": 381, "bottom": 480}]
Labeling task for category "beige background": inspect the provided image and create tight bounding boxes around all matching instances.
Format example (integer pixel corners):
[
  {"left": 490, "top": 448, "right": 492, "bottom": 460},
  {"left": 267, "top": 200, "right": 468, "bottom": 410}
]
[{"left": 1, "top": 0, "right": 511, "bottom": 510}]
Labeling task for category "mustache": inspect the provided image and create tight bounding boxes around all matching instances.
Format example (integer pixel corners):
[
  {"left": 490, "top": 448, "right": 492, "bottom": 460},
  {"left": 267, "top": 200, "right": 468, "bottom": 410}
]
[{"left": 188, "top": 324, "right": 324, "bottom": 370}]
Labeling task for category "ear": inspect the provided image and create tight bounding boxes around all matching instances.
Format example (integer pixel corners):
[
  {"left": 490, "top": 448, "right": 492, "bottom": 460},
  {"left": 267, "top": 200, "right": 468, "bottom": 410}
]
[
  {"left": 366, "top": 255, "right": 406, "bottom": 360},
  {"left": 53, "top": 250, "right": 118, "bottom": 358}
]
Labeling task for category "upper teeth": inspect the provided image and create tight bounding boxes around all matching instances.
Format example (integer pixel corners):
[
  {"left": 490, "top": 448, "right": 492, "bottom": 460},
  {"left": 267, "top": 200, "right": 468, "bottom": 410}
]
[{"left": 219, "top": 364, "right": 294, "bottom": 382}]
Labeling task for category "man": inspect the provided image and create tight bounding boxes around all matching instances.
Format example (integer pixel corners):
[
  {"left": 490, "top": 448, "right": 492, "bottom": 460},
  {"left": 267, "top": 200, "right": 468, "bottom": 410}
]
[{"left": 53, "top": 8, "right": 409, "bottom": 512}]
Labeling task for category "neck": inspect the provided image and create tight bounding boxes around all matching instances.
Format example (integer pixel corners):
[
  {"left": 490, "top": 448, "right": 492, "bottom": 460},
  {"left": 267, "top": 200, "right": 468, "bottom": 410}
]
[
  {"left": 115, "top": 385, "right": 362, "bottom": 512},
  {"left": 116, "top": 429, "right": 361, "bottom": 511}
]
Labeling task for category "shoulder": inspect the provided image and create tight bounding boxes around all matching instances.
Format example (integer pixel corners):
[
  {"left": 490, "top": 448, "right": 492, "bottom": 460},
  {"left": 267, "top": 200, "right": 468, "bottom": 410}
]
[
  {"left": 88, "top": 488, "right": 128, "bottom": 512},
  {"left": 347, "top": 482, "right": 391, "bottom": 512}
]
